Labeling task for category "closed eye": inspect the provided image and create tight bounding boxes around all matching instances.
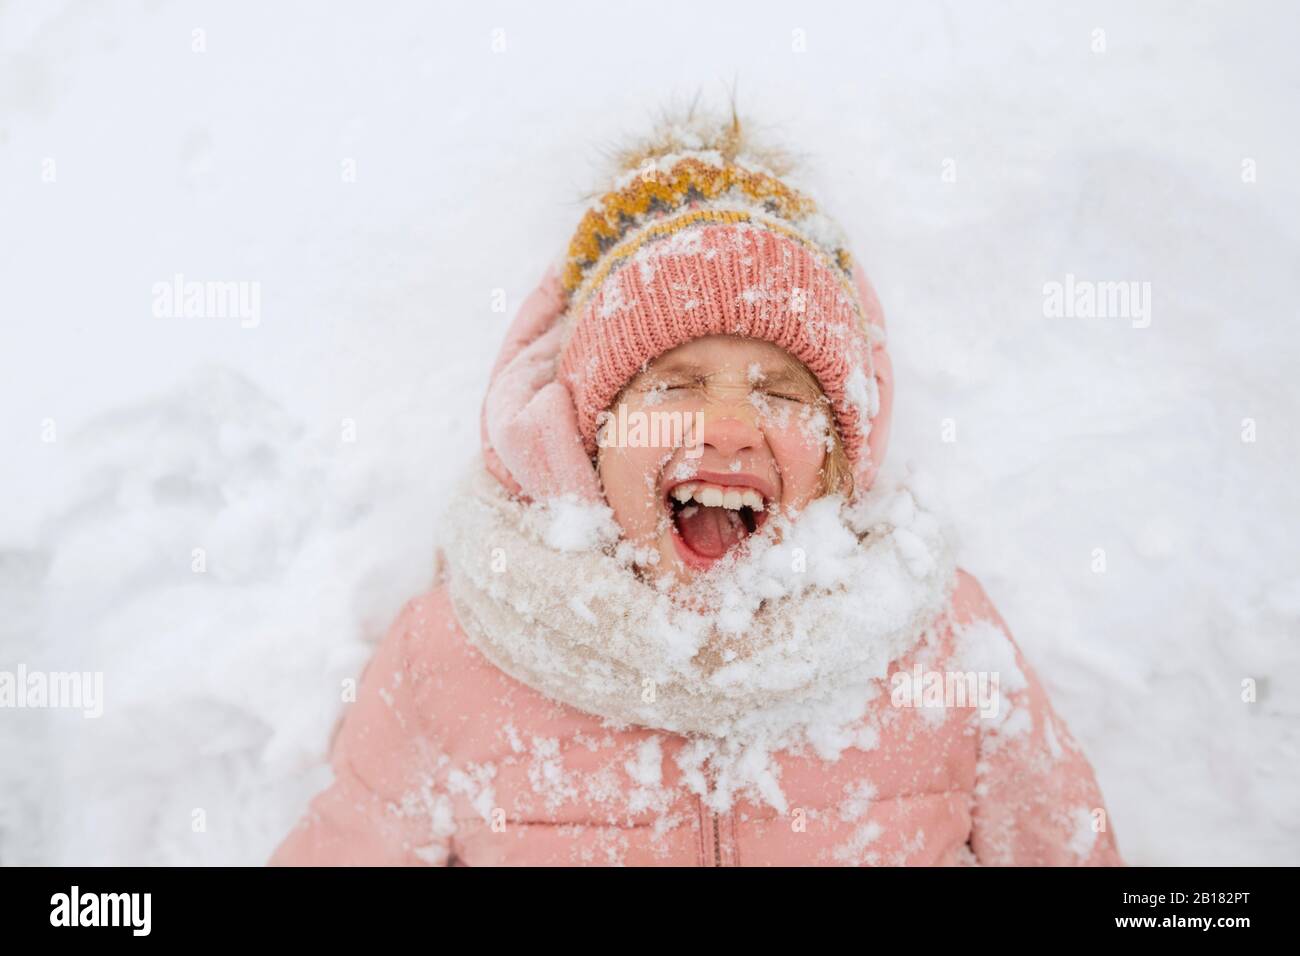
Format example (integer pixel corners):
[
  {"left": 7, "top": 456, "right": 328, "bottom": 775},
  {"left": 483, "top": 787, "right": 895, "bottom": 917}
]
[
  {"left": 660, "top": 377, "right": 708, "bottom": 393},
  {"left": 763, "top": 390, "right": 811, "bottom": 403}
]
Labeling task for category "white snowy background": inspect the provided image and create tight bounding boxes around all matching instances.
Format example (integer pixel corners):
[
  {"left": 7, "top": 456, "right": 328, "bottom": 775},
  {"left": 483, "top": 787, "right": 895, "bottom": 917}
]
[{"left": 2, "top": 0, "right": 1297, "bottom": 865}]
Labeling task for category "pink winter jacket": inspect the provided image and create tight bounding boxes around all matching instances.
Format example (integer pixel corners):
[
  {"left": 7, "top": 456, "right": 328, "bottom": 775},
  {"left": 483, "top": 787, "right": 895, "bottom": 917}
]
[{"left": 271, "top": 569, "right": 1123, "bottom": 866}]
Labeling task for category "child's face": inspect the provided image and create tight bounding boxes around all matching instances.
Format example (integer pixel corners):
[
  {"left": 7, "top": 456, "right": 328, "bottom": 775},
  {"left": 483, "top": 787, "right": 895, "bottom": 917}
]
[{"left": 596, "top": 335, "right": 834, "bottom": 584}]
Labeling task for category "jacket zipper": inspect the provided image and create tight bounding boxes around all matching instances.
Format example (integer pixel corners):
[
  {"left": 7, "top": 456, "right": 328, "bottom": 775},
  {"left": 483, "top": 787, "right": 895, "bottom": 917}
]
[
  {"left": 698, "top": 795, "right": 724, "bottom": 866},
  {"left": 700, "top": 760, "right": 726, "bottom": 866},
  {"left": 711, "top": 812, "right": 722, "bottom": 866}
]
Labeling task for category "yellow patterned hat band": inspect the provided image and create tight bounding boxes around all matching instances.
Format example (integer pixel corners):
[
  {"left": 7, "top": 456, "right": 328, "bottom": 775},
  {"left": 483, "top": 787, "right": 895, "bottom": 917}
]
[{"left": 561, "top": 154, "right": 855, "bottom": 304}]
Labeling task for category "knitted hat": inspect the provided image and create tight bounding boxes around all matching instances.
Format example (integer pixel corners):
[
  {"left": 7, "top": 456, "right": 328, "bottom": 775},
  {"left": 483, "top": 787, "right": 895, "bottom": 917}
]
[
  {"left": 481, "top": 111, "right": 893, "bottom": 503},
  {"left": 557, "top": 150, "right": 884, "bottom": 468}
]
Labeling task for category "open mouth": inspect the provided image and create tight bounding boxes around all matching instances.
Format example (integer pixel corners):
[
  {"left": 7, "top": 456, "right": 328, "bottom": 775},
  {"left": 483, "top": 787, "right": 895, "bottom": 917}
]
[{"left": 665, "top": 476, "right": 774, "bottom": 569}]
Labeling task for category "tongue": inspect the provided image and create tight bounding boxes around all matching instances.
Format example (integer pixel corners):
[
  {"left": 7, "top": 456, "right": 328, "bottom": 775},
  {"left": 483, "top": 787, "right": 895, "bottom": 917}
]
[{"left": 676, "top": 506, "right": 747, "bottom": 558}]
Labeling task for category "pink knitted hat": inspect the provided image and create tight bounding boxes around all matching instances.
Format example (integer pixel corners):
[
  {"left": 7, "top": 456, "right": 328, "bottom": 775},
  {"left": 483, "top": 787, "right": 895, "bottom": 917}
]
[
  {"left": 560, "top": 210, "right": 881, "bottom": 463},
  {"left": 481, "top": 123, "right": 893, "bottom": 504}
]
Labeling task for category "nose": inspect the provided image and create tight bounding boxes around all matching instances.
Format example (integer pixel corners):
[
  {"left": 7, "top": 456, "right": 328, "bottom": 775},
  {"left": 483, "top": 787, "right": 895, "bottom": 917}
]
[{"left": 700, "top": 413, "right": 761, "bottom": 458}]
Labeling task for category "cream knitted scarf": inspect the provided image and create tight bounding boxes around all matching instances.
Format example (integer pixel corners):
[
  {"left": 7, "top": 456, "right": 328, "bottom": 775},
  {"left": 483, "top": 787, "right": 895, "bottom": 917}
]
[{"left": 441, "top": 461, "right": 956, "bottom": 746}]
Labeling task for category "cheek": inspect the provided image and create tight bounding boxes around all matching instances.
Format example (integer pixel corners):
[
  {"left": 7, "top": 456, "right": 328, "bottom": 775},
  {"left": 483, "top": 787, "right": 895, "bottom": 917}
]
[
  {"left": 760, "top": 411, "right": 829, "bottom": 501},
  {"left": 597, "top": 444, "right": 669, "bottom": 539}
]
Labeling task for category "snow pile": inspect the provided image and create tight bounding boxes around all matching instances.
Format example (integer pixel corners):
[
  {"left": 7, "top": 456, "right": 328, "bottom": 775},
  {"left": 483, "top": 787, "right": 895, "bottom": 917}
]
[{"left": 0, "top": 367, "right": 475, "bottom": 863}]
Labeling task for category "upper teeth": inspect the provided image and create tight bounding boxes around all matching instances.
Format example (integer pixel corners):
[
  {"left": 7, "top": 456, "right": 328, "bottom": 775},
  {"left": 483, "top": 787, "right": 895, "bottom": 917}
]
[{"left": 670, "top": 482, "right": 765, "bottom": 511}]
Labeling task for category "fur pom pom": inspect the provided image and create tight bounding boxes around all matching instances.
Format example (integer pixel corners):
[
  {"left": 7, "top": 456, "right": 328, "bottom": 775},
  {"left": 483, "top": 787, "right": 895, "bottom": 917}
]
[{"left": 589, "top": 93, "right": 802, "bottom": 196}]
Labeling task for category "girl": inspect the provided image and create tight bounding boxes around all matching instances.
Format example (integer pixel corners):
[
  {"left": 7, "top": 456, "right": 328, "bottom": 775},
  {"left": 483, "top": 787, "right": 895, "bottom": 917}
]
[{"left": 272, "top": 109, "right": 1122, "bottom": 866}]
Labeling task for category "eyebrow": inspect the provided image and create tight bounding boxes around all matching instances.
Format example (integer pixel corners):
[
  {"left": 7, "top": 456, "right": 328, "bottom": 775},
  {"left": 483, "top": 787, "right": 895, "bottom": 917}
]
[
  {"left": 753, "top": 366, "right": 804, "bottom": 387},
  {"left": 647, "top": 359, "right": 708, "bottom": 378},
  {"left": 639, "top": 360, "right": 809, "bottom": 389}
]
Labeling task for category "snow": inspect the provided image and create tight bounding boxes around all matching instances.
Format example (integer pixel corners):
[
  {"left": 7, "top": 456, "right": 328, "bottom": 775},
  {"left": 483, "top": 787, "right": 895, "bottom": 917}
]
[
  {"left": 839, "top": 779, "right": 876, "bottom": 822},
  {"left": 531, "top": 495, "right": 619, "bottom": 553},
  {"left": 843, "top": 365, "right": 880, "bottom": 433},
  {"left": 624, "top": 737, "right": 664, "bottom": 788},
  {"left": 446, "top": 762, "right": 497, "bottom": 824},
  {"left": 1068, "top": 806, "right": 1102, "bottom": 861},
  {"left": 833, "top": 819, "right": 885, "bottom": 864},
  {"left": 3, "top": 1, "right": 1299, "bottom": 865},
  {"left": 954, "top": 621, "right": 1028, "bottom": 700}
]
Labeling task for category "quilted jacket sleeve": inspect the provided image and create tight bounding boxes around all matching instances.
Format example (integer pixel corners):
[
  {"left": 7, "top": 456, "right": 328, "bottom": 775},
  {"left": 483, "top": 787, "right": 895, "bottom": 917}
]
[
  {"left": 270, "top": 597, "right": 456, "bottom": 866},
  {"left": 952, "top": 571, "right": 1124, "bottom": 866}
]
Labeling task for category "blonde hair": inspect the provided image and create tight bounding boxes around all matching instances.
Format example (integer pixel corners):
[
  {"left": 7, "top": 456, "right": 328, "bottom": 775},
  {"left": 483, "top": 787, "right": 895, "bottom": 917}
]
[{"left": 778, "top": 353, "right": 853, "bottom": 499}]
